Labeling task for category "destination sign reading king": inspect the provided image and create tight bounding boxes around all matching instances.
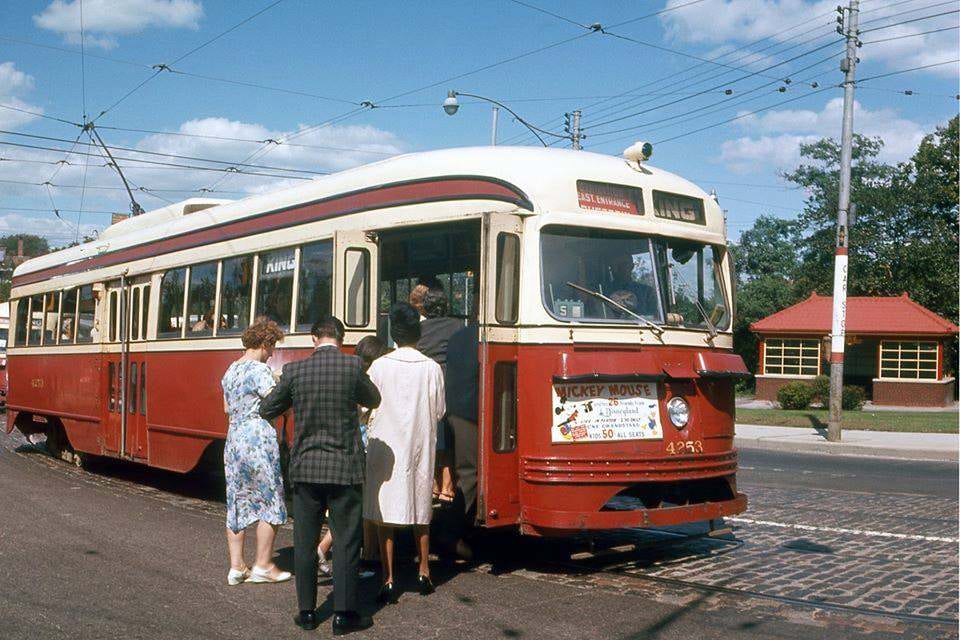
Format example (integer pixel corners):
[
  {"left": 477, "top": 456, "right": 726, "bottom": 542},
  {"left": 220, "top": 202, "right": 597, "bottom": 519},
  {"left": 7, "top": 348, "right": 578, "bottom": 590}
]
[
  {"left": 576, "top": 180, "right": 643, "bottom": 215},
  {"left": 551, "top": 380, "right": 663, "bottom": 443}
]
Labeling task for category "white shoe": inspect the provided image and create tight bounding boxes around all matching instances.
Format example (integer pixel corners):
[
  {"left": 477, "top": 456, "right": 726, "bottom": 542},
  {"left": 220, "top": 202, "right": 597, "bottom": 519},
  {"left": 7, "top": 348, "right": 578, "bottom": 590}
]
[
  {"left": 227, "top": 568, "right": 250, "bottom": 586},
  {"left": 248, "top": 565, "right": 292, "bottom": 583}
]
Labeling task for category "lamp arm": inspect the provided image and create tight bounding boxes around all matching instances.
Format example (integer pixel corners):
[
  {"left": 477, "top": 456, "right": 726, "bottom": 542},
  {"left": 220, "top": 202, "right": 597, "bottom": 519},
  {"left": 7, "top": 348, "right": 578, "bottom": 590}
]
[{"left": 455, "top": 92, "right": 569, "bottom": 147}]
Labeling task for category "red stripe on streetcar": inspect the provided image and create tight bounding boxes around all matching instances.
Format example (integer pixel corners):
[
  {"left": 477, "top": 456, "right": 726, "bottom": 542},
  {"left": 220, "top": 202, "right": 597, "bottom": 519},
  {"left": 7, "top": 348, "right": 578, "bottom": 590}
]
[{"left": 13, "top": 176, "right": 532, "bottom": 287}]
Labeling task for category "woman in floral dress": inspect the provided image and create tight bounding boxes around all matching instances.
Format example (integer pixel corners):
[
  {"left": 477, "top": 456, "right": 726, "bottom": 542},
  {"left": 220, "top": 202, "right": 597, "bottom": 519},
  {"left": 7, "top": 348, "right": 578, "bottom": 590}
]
[{"left": 221, "top": 318, "right": 291, "bottom": 585}]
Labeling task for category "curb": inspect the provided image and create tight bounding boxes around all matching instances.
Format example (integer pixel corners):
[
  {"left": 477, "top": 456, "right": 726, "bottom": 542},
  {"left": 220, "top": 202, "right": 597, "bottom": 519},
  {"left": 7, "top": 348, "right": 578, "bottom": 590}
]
[{"left": 734, "top": 436, "right": 959, "bottom": 462}]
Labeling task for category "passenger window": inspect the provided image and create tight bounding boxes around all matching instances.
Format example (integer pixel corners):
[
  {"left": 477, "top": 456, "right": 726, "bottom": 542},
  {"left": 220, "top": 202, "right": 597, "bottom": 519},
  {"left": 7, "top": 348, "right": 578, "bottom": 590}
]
[
  {"left": 59, "top": 288, "right": 78, "bottom": 344},
  {"left": 142, "top": 285, "right": 150, "bottom": 340},
  {"left": 158, "top": 268, "right": 186, "bottom": 338},
  {"left": 76, "top": 285, "right": 97, "bottom": 343},
  {"left": 28, "top": 295, "right": 42, "bottom": 345},
  {"left": 495, "top": 233, "right": 520, "bottom": 324},
  {"left": 255, "top": 248, "right": 295, "bottom": 330},
  {"left": 108, "top": 362, "right": 116, "bottom": 412},
  {"left": 108, "top": 290, "right": 118, "bottom": 342},
  {"left": 130, "top": 287, "right": 141, "bottom": 341},
  {"left": 186, "top": 261, "right": 217, "bottom": 336},
  {"left": 42, "top": 293, "right": 59, "bottom": 345},
  {"left": 13, "top": 298, "right": 28, "bottom": 346},
  {"left": 220, "top": 255, "right": 253, "bottom": 335},
  {"left": 344, "top": 248, "right": 370, "bottom": 327},
  {"left": 296, "top": 241, "right": 333, "bottom": 332}
]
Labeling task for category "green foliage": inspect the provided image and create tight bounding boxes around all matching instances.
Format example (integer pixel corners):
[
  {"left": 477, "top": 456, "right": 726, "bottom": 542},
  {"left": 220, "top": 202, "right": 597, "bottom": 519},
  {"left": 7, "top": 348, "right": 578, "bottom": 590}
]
[
  {"left": 810, "top": 375, "right": 830, "bottom": 404},
  {"left": 841, "top": 385, "right": 866, "bottom": 411},
  {"left": 0, "top": 234, "right": 49, "bottom": 258},
  {"left": 777, "top": 381, "right": 814, "bottom": 410}
]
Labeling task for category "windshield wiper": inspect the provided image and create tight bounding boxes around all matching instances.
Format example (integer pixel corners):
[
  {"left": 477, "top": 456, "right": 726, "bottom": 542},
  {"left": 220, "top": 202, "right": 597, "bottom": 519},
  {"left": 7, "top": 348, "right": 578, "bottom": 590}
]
[
  {"left": 667, "top": 266, "right": 718, "bottom": 339},
  {"left": 565, "top": 282, "right": 664, "bottom": 337}
]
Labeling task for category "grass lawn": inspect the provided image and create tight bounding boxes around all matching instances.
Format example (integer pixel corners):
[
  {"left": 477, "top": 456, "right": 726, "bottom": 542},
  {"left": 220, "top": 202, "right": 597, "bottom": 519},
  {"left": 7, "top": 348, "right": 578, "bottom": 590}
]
[{"left": 736, "top": 408, "right": 959, "bottom": 433}]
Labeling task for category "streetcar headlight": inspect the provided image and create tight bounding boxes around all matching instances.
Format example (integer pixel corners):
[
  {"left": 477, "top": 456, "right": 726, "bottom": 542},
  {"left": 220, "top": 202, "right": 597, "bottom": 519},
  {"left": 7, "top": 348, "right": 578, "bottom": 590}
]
[{"left": 666, "top": 397, "right": 689, "bottom": 428}]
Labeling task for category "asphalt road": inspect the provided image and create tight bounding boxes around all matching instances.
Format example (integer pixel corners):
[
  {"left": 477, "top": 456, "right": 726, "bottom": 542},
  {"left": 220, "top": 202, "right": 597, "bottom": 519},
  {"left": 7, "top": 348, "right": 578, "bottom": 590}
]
[{"left": 0, "top": 428, "right": 955, "bottom": 640}]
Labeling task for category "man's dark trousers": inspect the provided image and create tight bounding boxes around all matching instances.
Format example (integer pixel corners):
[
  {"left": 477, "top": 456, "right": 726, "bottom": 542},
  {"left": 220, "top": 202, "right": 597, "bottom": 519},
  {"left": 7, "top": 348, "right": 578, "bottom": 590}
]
[{"left": 293, "top": 482, "right": 362, "bottom": 613}]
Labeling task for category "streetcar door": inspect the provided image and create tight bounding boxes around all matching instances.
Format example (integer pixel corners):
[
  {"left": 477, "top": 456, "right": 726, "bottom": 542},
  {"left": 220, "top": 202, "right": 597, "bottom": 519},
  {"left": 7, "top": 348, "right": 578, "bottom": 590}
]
[
  {"left": 478, "top": 212, "right": 523, "bottom": 527},
  {"left": 123, "top": 280, "right": 150, "bottom": 459},
  {"left": 100, "top": 280, "right": 127, "bottom": 455},
  {"left": 333, "top": 230, "right": 379, "bottom": 343}
]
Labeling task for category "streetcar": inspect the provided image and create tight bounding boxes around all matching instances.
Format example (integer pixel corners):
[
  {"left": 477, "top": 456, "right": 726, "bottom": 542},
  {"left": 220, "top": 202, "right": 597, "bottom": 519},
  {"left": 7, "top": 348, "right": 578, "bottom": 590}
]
[{"left": 6, "top": 146, "right": 748, "bottom": 535}]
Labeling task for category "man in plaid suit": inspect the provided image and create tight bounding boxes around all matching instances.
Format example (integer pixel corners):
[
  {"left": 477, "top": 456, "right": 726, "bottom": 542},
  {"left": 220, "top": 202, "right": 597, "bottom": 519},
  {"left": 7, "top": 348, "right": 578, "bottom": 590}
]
[{"left": 260, "top": 316, "right": 380, "bottom": 635}]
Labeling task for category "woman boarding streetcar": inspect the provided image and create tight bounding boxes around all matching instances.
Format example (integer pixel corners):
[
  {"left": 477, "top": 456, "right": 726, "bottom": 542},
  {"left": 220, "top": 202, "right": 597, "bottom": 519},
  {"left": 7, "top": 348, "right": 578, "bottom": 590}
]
[{"left": 5, "top": 145, "right": 748, "bottom": 537}]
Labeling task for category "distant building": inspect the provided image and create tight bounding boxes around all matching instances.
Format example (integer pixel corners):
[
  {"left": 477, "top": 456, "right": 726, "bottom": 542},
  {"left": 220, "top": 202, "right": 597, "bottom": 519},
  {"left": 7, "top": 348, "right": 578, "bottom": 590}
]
[{"left": 750, "top": 294, "right": 958, "bottom": 407}]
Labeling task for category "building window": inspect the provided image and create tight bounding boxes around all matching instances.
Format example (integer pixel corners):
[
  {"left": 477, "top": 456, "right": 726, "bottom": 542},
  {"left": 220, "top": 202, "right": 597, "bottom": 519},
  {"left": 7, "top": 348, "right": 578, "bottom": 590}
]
[
  {"left": 763, "top": 338, "right": 820, "bottom": 376},
  {"left": 186, "top": 261, "right": 218, "bottom": 336},
  {"left": 255, "top": 248, "right": 295, "bottom": 330},
  {"left": 158, "top": 268, "right": 187, "bottom": 339},
  {"left": 296, "top": 241, "right": 332, "bottom": 332},
  {"left": 220, "top": 255, "right": 253, "bottom": 335},
  {"left": 879, "top": 341, "right": 938, "bottom": 380}
]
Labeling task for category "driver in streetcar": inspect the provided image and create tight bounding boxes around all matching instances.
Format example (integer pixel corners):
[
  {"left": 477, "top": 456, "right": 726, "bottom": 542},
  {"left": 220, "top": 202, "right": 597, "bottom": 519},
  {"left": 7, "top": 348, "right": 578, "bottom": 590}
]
[{"left": 604, "top": 253, "right": 658, "bottom": 318}]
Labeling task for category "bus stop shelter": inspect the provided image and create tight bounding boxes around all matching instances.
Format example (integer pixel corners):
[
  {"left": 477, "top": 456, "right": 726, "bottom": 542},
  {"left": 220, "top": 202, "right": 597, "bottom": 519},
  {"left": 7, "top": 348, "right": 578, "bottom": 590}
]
[{"left": 751, "top": 293, "right": 958, "bottom": 407}]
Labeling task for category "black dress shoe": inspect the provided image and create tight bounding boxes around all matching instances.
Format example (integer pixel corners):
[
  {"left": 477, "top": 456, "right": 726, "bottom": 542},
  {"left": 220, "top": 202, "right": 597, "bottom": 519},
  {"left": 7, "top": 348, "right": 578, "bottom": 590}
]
[
  {"left": 294, "top": 610, "right": 319, "bottom": 631},
  {"left": 332, "top": 612, "right": 373, "bottom": 636},
  {"left": 376, "top": 581, "right": 398, "bottom": 604},
  {"left": 417, "top": 574, "right": 435, "bottom": 595}
]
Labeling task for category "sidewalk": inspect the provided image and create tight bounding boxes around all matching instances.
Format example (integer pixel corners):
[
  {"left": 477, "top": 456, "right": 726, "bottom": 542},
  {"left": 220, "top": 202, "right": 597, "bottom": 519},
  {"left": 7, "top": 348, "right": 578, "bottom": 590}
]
[{"left": 734, "top": 424, "right": 959, "bottom": 462}]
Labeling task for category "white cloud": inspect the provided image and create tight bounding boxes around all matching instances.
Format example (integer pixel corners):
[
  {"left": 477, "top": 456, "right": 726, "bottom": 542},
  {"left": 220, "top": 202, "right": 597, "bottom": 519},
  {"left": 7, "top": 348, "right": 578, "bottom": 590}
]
[
  {"left": 720, "top": 97, "right": 928, "bottom": 171},
  {"left": 0, "top": 62, "right": 43, "bottom": 129},
  {"left": 0, "top": 116, "right": 406, "bottom": 240},
  {"left": 0, "top": 212, "right": 101, "bottom": 247},
  {"left": 34, "top": 0, "right": 203, "bottom": 49},
  {"left": 660, "top": 0, "right": 959, "bottom": 78}
]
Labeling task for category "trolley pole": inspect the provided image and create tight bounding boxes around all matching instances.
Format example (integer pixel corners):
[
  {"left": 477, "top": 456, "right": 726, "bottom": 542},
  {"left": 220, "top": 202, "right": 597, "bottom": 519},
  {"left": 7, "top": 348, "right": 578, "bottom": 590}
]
[{"left": 827, "top": 0, "right": 860, "bottom": 442}]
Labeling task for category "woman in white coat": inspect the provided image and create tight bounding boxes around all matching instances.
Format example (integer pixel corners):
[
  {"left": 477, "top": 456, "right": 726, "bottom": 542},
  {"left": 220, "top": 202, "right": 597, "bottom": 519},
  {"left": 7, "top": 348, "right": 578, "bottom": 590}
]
[{"left": 363, "top": 302, "right": 445, "bottom": 602}]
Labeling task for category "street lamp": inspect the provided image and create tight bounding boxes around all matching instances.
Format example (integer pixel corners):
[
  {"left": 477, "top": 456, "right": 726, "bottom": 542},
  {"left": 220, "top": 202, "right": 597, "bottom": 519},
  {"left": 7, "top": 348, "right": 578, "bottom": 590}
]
[{"left": 442, "top": 90, "right": 582, "bottom": 149}]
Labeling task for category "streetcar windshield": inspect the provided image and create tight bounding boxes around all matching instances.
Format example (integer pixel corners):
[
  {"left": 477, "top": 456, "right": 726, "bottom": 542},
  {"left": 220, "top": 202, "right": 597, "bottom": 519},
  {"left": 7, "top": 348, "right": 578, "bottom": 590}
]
[{"left": 540, "top": 225, "right": 729, "bottom": 330}]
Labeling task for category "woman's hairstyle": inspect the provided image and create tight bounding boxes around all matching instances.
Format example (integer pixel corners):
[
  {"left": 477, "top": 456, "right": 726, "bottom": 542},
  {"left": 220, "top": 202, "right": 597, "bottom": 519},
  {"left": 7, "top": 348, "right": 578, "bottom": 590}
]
[
  {"left": 421, "top": 287, "right": 449, "bottom": 319},
  {"left": 241, "top": 317, "right": 284, "bottom": 350},
  {"left": 408, "top": 283, "right": 428, "bottom": 315},
  {"left": 389, "top": 302, "right": 422, "bottom": 346},
  {"left": 355, "top": 335, "right": 390, "bottom": 370}
]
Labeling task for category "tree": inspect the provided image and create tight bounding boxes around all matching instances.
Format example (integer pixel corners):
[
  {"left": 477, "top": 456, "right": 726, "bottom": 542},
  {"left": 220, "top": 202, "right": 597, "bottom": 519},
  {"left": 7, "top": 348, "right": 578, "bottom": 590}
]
[{"left": 0, "top": 234, "right": 50, "bottom": 301}]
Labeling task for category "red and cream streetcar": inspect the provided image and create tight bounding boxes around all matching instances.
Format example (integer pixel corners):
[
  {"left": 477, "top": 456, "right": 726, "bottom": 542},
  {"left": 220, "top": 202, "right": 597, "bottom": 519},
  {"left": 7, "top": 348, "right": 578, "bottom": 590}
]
[{"left": 6, "top": 145, "right": 748, "bottom": 535}]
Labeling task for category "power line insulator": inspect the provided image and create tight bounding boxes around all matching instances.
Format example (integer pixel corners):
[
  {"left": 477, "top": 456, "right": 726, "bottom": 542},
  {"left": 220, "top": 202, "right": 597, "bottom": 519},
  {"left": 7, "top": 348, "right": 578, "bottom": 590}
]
[
  {"left": 904, "top": 90, "right": 913, "bottom": 96},
  {"left": 724, "top": 89, "right": 733, "bottom": 95}
]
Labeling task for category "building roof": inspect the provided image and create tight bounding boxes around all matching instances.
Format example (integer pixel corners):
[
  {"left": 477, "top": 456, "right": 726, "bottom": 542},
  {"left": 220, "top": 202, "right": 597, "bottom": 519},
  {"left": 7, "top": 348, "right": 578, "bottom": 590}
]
[{"left": 750, "top": 293, "right": 958, "bottom": 336}]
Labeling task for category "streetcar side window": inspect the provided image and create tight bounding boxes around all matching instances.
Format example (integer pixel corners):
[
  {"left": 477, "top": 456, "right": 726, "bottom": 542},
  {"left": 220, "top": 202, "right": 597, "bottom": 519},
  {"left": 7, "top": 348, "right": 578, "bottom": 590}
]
[
  {"left": 59, "top": 288, "right": 78, "bottom": 344},
  {"left": 343, "top": 248, "right": 370, "bottom": 328},
  {"left": 108, "top": 362, "right": 116, "bottom": 412},
  {"left": 129, "top": 362, "right": 138, "bottom": 414},
  {"left": 130, "top": 287, "right": 141, "bottom": 341},
  {"left": 157, "top": 268, "right": 187, "bottom": 339},
  {"left": 76, "top": 285, "right": 96, "bottom": 343},
  {"left": 142, "top": 285, "right": 150, "bottom": 340},
  {"left": 140, "top": 363, "right": 147, "bottom": 416},
  {"left": 13, "top": 298, "right": 27, "bottom": 346},
  {"left": 28, "top": 294, "right": 42, "bottom": 345},
  {"left": 186, "top": 261, "right": 217, "bottom": 336},
  {"left": 495, "top": 233, "right": 520, "bottom": 325},
  {"left": 220, "top": 255, "right": 253, "bottom": 335},
  {"left": 255, "top": 247, "right": 295, "bottom": 331},
  {"left": 42, "top": 292, "right": 59, "bottom": 345},
  {"left": 108, "top": 290, "right": 118, "bottom": 342},
  {"left": 296, "top": 240, "right": 333, "bottom": 333},
  {"left": 493, "top": 361, "right": 518, "bottom": 453}
]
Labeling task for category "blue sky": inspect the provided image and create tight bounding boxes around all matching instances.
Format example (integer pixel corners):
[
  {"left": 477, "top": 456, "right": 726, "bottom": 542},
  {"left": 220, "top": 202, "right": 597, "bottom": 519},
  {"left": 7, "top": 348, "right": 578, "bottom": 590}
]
[{"left": 0, "top": 0, "right": 957, "bottom": 247}]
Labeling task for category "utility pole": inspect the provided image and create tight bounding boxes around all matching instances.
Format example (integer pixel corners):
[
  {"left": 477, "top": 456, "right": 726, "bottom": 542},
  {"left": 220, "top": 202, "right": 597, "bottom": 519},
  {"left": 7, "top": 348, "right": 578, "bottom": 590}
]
[
  {"left": 564, "top": 110, "right": 583, "bottom": 150},
  {"left": 491, "top": 106, "right": 499, "bottom": 146},
  {"left": 827, "top": 0, "right": 860, "bottom": 442}
]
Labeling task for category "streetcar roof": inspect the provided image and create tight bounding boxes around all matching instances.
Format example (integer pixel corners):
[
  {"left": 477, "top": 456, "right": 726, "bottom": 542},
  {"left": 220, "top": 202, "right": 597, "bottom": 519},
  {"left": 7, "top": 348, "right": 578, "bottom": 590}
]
[{"left": 14, "top": 146, "right": 723, "bottom": 280}]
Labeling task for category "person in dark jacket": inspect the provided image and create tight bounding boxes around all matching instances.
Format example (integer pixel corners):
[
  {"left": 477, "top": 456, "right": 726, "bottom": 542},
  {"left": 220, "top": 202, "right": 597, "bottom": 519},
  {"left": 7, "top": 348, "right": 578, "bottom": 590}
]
[
  {"left": 444, "top": 322, "right": 480, "bottom": 522},
  {"left": 416, "top": 286, "right": 463, "bottom": 503},
  {"left": 259, "top": 316, "right": 380, "bottom": 635}
]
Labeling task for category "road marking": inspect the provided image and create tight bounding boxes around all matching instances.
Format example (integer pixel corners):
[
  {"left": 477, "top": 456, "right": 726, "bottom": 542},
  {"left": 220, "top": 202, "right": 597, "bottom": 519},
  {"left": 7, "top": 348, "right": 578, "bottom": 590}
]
[{"left": 727, "top": 517, "right": 958, "bottom": 543}]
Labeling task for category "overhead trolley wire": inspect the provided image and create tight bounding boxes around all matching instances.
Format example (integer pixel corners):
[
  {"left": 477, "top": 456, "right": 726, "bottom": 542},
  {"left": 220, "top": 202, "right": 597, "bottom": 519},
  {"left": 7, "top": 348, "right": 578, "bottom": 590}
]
[{"left": 859, "top": 23, "right": 958, "bottom": 43}]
